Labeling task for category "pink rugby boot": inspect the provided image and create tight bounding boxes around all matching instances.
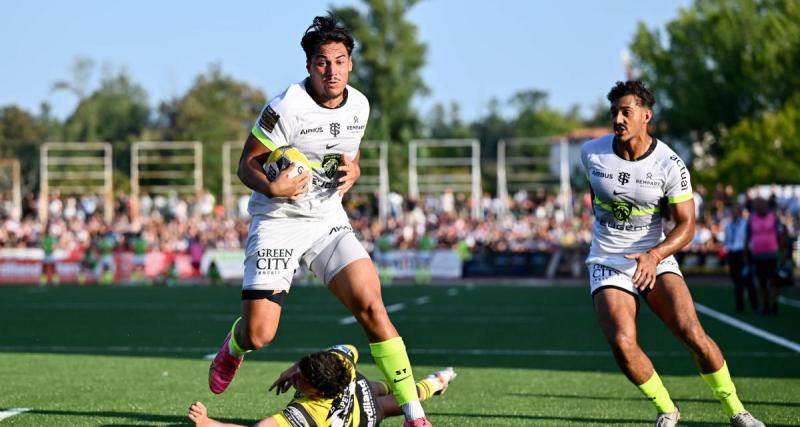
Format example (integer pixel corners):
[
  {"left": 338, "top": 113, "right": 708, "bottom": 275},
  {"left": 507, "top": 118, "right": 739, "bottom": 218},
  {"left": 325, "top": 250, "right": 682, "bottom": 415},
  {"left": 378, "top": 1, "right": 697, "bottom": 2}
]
[{"left": 208, "top": 332, "right": 243, "bottom": 394}]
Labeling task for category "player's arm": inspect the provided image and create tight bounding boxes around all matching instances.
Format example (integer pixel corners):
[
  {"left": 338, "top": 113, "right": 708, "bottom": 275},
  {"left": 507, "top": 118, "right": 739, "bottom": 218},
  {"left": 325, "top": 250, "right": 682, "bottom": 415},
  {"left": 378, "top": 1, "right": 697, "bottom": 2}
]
[
  {"left": 337, "top": 149, "right": 361, "bottom": 195},
  {"left": 627, "top": 198, "right": 696, "bottom": 290},
  {"left": 237, "top": 134, "right": 309, "bottom": 199}
]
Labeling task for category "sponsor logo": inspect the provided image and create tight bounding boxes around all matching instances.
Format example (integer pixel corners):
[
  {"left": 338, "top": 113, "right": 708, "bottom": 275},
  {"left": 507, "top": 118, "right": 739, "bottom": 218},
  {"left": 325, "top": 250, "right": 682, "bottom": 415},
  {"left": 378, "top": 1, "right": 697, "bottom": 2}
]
[
  {"left": 612, "top": 190, "right": 627, "bottom": 196},
  {"left": 636, "top": 177, "right": 660, "bottom": 188},
  {"left": 329, "top": 122, "right": 341, "bottom": 137},
  {"left": 329, "top": 225, "right": 353, "bottom": 235},
  {"left": 611, "top": 200, "right": 633, "bottom": 221},
  {"left": 326, "top": 143, "right": 340, "bottom": 149},
  {"left": 312, "top": 177, "right": 342, "bottom": 189},
  {"left": 322, "top": 154, "right": 342, "bottom": 179},
  {"left": 258, "top": 106, "right": 280, "bottom": 133},
  {"left": 299, "top": 126, "right": 323, "bottom": 135},
  {"left": 281, "top": 406, "right": 306, "bottom": 427},
  {"left": 254, "top": 248, "right": 293, "bottom": 274},
  {"left": 591, "top": 264, "right": 621, "bottom": 279},
  {"left": 393, "top": 368, "right": 410, "bottom": 383},
  {"left": 617, "top": 171, "right": 631, "bottom": 185},
  {"left": 669, "top": 154, "right": 689, "bottom": 190},
  {"left": 591, "top": 169, "right": 613, "bottom": 179},
  {"left": 598, "top": 218, "right": 656, "bottom": 231},
  {"left": 347, "top": 115, "right": 366, "bottom": 132},
  {"left": 358, "top": 378, "right": 378, "bottom": 426}
]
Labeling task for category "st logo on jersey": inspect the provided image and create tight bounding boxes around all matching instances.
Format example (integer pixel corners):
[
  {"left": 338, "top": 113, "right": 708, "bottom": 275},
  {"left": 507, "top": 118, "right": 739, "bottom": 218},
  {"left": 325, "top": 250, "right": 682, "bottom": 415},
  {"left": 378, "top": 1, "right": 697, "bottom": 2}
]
[
  {"left": 612, "top": 200, "right": 633, "bottom": 221},
  {"left": 329, "top": 122, "right": 341, "bottom": 138},
  {"left": 617, "top": 171, "right": 631, "bottom": 185},
  {"left": 322, "top": 154, "right": 342, "bottom": 179}
]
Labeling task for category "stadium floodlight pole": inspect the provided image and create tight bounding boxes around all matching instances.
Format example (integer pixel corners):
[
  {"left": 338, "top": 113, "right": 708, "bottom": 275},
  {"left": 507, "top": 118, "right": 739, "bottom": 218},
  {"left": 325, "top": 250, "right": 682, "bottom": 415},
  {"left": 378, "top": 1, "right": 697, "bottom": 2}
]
[
  {"left": 559, "top": 137, "right": 573, "bottom": 220},
  {"left": 39, "top": 144, "right": 49, "bottom": 222},
  {"left": 222, "top": 142, "right": 231, "bottom": 215},
  {"left": 193, "top": 141, "right": 203, "bottom": 198},
  {"left": 497, "top": 140, "right": 508, "bottom": 216},
  {"left": 103, "top": 143, "right": 113, "bottom": 223},
  {"left": 0, "top": 159, "right": 22, "bottom": 221},
  {"left": 408, "top": 140, "right": 419, "bottom": 199},
  {"left": 378, "top": 141, "right": 389, "bottom": 227},
  {"left": 131, "top": 142, "right": 140, "bottom": 220},
  {"left": 471, "top": 139, "right": 482, "bottom": 220}
]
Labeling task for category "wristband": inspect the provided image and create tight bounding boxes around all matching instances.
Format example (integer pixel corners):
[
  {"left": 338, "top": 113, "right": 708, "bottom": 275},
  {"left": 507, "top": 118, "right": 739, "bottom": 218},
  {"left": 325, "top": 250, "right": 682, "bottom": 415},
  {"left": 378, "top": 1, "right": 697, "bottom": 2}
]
[{"left": 648, "top": 249, "right": 664, "bottom": 264}]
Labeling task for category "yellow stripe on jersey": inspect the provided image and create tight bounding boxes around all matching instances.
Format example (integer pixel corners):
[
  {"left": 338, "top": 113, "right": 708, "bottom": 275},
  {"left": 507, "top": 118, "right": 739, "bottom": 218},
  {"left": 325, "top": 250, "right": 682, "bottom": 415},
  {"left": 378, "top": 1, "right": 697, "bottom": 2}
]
[
  {"left": 594, "top": 198, "right": 660, "bottom": 216},
  {"left": 251, "top": 126, "right": 279, "bottom": 151},
  {"left": 668, "top": 192, "right": 693, "bottom": 204}
]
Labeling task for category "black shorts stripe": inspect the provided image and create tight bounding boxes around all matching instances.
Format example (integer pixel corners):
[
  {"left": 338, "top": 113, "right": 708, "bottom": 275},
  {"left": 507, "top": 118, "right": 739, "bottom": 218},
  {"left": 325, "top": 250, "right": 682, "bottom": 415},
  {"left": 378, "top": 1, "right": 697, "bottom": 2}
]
[{"left": 241, "top": 289, "right": 288, "bottom": 305}]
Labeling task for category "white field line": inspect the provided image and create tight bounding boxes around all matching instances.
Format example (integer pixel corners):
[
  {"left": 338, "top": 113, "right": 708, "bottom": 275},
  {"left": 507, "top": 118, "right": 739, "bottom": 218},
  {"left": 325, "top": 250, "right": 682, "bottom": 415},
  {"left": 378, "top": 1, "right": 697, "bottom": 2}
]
[
  {"left": 0, "top": 408, "right": 30, "bottom": 422},
  {"left": 779, "top": 296, "right": 800, "bottom": 309},
  {"left": 695, "top": 303, "right": 800, "bottom": 353}
]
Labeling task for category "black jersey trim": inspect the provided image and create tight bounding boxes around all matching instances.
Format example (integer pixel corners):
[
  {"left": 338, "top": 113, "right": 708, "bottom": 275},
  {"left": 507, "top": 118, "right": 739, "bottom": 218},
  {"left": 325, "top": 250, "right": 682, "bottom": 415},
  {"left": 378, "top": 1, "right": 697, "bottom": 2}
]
[
  {"left": 303, "top": 78, "right": 349, "bottom": 109},
  {"left": 612, "top": 137, "right": 658, "bottom": 162}
]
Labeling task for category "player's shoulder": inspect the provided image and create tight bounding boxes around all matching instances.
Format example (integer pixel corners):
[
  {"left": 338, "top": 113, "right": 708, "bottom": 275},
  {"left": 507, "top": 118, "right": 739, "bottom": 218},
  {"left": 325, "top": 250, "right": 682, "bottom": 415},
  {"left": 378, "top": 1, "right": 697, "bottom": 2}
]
[
  {"left": 581, "top": 133, "right": 614, "bottom": 155},
  {"left": 268, "top": 81, "right": 311, "bottom": 114},
  {"left": 345, "top": 85, "right": 369, "bottom": 109},
  {"left": 652, "top": 138, "right": 687, "bottom": 168}
]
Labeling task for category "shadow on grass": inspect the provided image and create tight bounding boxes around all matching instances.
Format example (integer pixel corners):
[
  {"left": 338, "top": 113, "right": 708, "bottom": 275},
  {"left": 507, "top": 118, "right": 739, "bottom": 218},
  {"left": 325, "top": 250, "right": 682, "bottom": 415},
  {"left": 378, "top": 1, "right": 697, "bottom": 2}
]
[
  {"left": 506, "top": 392, "right": 800, "bottom": 408},
  {"left": 25, "top": 408, "right": 253, "bottom": 426}
]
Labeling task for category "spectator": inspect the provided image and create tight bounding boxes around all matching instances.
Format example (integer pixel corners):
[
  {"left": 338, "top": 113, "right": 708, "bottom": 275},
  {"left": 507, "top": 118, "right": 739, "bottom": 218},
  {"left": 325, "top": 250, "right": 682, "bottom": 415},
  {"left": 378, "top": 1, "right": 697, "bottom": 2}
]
[{"left": 723, "top": 205, "right": 758, "bottom": 312}]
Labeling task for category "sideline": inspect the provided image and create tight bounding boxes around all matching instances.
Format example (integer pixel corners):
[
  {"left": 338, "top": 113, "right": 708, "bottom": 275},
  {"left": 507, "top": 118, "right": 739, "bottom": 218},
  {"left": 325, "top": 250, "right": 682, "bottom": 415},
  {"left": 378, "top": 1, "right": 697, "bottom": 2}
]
[
  {"left": 695, "top": 303, "right": 800, "bottom": 353},
  {"left": 0, "top": 408, "right": 30, "bottom": 422}
]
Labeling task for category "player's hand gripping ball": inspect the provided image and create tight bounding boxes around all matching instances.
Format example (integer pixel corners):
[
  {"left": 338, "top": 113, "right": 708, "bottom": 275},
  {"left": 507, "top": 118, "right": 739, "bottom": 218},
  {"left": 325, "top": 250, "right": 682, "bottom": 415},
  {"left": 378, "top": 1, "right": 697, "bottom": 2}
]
[{"left": 263, "top": 146, "right": 311, "bottom": 182}]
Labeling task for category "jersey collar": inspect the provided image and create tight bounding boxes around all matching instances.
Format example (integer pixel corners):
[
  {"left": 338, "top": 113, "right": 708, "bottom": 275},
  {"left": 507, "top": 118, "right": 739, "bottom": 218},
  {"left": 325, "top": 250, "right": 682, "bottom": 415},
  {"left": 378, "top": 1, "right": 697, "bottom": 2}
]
[
  {"left": 303, "top": 78, "right": 349, "bottom": 109},
  {"left": 612, "top": 136, "right": 658, "bottom": 162}
]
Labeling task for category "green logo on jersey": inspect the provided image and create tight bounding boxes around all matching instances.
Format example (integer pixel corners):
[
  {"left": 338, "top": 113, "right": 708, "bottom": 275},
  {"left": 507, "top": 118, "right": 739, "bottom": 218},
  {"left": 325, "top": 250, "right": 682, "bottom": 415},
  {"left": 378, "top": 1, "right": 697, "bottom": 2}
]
[
  {"left": 322, "top": 154, "right": 342, "bottom": 179},
  {"left": 612, "top": 200, "right": 633, "bottom": 221}
]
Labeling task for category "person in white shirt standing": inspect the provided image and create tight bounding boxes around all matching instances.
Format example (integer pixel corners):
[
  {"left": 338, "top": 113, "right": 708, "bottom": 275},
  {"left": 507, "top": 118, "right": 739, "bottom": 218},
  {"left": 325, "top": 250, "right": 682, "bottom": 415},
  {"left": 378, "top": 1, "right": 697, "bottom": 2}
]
[
  {"left": 723, "top": 205, "right": 757, "bottom": 313},
  {"left": 581, "top": 80, "right": 763, "bottom": 427}
]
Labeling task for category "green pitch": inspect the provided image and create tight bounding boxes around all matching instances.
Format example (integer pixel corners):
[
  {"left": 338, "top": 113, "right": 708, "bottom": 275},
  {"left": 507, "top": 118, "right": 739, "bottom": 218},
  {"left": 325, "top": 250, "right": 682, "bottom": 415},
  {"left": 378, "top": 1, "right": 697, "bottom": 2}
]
[{"left": 0, "top": 283, "right": 798, "bottom": 426}]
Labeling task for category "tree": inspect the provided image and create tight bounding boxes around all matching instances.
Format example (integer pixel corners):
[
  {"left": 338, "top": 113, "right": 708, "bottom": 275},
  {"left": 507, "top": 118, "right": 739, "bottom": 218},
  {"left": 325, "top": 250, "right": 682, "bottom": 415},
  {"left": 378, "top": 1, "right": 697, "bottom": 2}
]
[
  {"left": 159, "top": 63, "right": 266, "bottom": 197},
  {"left": 0, "top": 105, "right": 44, "bottom": 193},
  {"left": 712, "top": 95, "right": 800, "bottom": 189},
  {"left": 333, "top": 0, "right": 428, "bottom": 192},
  {"left": 426, "top": 102, "right": 472, "bottom": 139},
  {"left": 510, "top": 89, "right": 581, "bottom": 138},
  {"left": 630, "top": 0, "right": 800, "bottom": 186}
]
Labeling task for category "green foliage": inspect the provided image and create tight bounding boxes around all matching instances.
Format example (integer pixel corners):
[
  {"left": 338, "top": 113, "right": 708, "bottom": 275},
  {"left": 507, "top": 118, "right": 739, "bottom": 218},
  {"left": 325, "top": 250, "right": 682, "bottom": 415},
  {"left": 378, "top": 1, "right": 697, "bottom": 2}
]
[
  {"left": 158, "top": 63, "right": 266, "bottom": 196},
  {"left": 333, "top": 0, "right": 428, "bottom": 192},
  {"left": 630, "top": 0, "right": 800, "bottom": 188},
  {"left": 62, "top": 67, "right": 150, "bottom": 144},
  {"left": 0, "top": 105, "right": 44, "bottom": 192},
  {"left": 712, "top": 95, "right": 800, "bottom": 188}
]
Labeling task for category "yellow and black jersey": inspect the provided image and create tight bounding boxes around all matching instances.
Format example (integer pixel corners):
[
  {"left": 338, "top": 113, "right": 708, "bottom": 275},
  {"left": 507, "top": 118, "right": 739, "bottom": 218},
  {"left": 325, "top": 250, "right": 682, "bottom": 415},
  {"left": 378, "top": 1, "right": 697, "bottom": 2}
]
[{"left": 274, "top": 345, "right": 381, "bottom": 427}]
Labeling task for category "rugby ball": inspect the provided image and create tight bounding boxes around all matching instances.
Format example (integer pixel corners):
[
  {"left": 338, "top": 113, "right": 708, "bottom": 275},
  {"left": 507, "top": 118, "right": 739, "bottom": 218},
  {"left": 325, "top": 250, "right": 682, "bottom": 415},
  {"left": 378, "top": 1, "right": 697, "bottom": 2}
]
[{"left": 263, "top": 146, "right": 311, "bottom": 182}]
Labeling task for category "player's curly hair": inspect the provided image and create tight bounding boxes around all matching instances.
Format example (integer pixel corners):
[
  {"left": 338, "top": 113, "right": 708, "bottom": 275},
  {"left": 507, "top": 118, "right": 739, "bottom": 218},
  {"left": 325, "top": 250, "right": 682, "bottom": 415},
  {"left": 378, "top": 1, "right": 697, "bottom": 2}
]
[
  {"left": 607, "top": 80, "right": 656, "bottom": 109},
  {"left": 298, "top": 350, "right": 352, "bottom": 398},
  {"left": 301, "top": 13, "right": 355, "bottom": 60}
]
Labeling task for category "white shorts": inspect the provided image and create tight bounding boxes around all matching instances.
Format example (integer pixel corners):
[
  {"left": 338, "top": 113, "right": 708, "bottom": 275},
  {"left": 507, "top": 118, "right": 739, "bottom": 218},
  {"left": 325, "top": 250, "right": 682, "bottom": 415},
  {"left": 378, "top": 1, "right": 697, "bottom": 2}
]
[
  {"left": 242, "top": 208, "right": 369, "bottom": 291},
  {"left": 587, "top": 254, "right": 682, "bottom": 296}
]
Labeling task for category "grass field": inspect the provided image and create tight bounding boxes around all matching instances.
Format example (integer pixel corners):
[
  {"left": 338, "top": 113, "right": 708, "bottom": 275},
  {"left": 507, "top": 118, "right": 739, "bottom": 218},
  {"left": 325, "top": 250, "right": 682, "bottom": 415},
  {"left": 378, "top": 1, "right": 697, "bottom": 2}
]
[{"left": 0, "top": 281, "right": 798, "bottom": 426}]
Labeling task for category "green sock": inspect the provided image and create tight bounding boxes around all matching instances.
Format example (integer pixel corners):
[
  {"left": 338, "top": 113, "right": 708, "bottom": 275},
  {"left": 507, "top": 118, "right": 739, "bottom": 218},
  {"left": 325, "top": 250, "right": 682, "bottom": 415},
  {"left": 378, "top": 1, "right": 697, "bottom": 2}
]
[
  {"left": 701, "top": 361, "right": 745, "bottom": 417},
  {"left": 227, "top": 317, "right": 249, "bottom": 357},
  {"left": 369, "top": 337, "right": 419, "bottom": 407},
  {"left": 637, "top": 371, "right": 676, "bottom": 413}
]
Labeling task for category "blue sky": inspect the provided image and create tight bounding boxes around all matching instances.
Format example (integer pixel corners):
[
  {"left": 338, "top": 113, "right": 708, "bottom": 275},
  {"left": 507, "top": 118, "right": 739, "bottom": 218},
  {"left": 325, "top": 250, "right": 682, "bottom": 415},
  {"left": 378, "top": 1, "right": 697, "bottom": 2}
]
[{"left": 1, "top": 0, "right": 689, "bottom": 122}]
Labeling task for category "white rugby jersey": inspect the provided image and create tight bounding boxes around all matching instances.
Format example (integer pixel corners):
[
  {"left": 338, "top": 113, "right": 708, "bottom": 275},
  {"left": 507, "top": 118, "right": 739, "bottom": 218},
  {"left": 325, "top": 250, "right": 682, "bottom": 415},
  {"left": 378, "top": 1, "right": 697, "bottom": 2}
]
[
  {"left": 580, "top": 134, "right": 693, "bottom": 263},
  {"left": 248, "top": 79, "right": 370, "bottom": 218}
]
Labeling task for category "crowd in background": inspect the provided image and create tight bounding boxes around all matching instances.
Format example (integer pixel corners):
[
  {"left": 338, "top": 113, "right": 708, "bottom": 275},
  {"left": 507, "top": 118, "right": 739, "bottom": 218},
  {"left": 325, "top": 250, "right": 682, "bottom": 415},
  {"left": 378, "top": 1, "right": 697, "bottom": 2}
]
[{"left": 0, "top": 183, "right": 798, "bottom": 271}]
